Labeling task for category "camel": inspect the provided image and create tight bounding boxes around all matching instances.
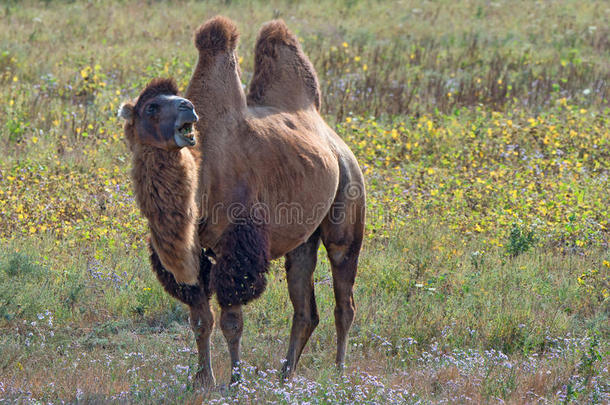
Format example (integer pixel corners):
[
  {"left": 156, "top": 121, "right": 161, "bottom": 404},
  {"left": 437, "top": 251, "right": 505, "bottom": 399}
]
[{"left": 118, "top": 16, "right": 365, "bottom": 389}]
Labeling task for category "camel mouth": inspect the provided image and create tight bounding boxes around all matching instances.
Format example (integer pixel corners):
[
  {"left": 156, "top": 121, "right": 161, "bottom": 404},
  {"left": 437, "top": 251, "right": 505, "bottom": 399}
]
[{"left": 174, "top": 122, "right": 196, "bottom": 147}]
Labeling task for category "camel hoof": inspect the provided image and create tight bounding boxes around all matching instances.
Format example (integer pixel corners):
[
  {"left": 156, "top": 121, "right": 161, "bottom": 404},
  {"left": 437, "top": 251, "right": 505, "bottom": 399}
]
[
  {"left": 193, "top": 371, "right": 216, "bottom": 391},
  {"left": 230, "top": 370, "right": 242, "bottom": 385},
  {"left": 280, "top": 363, "right": 294, "bottom": 382}
]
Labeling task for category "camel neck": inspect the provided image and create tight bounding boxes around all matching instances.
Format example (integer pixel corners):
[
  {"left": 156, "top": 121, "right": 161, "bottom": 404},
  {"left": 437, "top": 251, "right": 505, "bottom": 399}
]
[
  {"left": 130, "top": 145, "right": 201, "bottom": 285},
  {"left": 131, "top": 146, "right": 197, "bottom": 225}
]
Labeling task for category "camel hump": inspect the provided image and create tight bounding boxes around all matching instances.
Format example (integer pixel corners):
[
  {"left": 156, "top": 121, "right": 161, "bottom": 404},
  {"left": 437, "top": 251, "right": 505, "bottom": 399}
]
[
  {"left": 194, "top": 16, "right": 239, "bottom": 54},
  {"left": 248, "top": 19, "right": 321, "bottom": 111}
]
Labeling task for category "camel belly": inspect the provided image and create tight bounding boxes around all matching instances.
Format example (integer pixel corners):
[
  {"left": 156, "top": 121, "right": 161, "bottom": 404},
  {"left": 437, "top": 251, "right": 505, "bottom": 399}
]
[
  {"left": 199, "top": 157, "right": 338, "bottom": 258},
  {"left": 199, "top": 191, "right": 335, "bottom": 259},
  {"left": 264, "top": 152, "right": 339, "bottom": 257},
  {"left": 266, "top": 193, "right": 335, "bottom": 258}
]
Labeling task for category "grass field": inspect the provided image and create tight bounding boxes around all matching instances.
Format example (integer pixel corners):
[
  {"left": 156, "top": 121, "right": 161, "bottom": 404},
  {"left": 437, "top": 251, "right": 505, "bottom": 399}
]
[{"left": 0, "top": 0, "right": 608, "bottom": 403}]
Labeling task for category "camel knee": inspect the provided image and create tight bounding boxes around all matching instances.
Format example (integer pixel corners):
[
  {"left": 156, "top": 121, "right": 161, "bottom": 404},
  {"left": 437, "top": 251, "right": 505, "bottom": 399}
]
[
  {"left": 307, "top": 310, "right": 320, "bottom": 331},
  {"left": 190, "top": 316, "right": 214, "bottom": 337},
  {"left": 293, "top": 311, "right": 319, "bottom": 333},
  {"left": 328, "top": 247, "right": 348, "bottom": 268},
  {"left": 220, "top": 310, "right": 243, "bottom": 342},
  {"left": 190, "top": 308, "right": 214, "bottom": 337},
  {"left": 334, "top": 304, "right": 354, "bottom": 329}
]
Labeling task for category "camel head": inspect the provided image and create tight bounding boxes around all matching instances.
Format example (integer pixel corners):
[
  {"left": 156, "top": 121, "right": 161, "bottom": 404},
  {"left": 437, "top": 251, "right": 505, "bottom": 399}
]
[{"left": 118, "top": 78, "right": 198, "bottom": 150}]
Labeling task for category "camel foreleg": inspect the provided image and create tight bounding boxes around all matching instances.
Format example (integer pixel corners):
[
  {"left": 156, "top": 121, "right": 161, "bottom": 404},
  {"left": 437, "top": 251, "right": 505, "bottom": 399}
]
[
  {"left": 210, "top": 220, "right": 269, "bottom": 384},
  {"left": 220, "top": 304, "right": 243, "bottom": 383},
  {"left": 149, "top": 243, "right": 216, "bottom": 389},
  {"left": 189, "top": 301, "right": 215, "bottom": 389}
]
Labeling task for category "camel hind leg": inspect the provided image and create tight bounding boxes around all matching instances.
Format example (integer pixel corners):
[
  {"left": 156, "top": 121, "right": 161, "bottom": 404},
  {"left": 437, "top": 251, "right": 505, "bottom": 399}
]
[
  {"left": 281, "top": 228, "right": 321, "bottom": 380},
  {"left": 320, "top": 178, "right": 365, "bottom": 370}
]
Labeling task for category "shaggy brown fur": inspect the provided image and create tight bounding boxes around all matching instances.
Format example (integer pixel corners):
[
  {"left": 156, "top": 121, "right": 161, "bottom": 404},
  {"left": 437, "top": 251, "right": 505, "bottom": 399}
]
[
  {"left": 134, "top": 78, "right": 179, "bottom": 114},
  {"left": 149, "top": 241, "right": 211, "bottom": 305},
  {"left": 120, "top": 79, "right": 201, "bottom": 285},
  {"left": 194, "top": 16, "right": 239, "bottom": 54},
  {"left": 211, "top": 221, "right": 269, "bottom": 307},
  {"left": 132, "top": 146, "right": 200, "bottom": 285}
]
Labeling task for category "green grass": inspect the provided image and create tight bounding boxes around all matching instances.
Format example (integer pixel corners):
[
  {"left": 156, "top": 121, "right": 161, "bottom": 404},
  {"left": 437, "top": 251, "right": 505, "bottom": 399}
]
[{"left": 0, "top": 0, "right": 608, "bottom": 403}]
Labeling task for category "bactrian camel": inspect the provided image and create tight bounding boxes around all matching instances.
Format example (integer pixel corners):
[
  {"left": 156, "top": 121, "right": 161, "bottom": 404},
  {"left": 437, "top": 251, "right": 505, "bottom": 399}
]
[{"left": 118, "top": 16, "right": 365, "bottom": 389}]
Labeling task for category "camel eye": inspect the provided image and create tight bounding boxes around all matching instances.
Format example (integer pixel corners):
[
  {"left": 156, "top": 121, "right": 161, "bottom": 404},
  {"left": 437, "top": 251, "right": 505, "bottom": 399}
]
[{"left": 145, "top": 103, "right": 159, "bottom": 116}]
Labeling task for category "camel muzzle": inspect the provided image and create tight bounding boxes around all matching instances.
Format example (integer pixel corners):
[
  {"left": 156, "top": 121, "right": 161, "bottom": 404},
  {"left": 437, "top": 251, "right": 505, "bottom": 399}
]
[{"left": 174, "top": 104, "right": 198, "bottom": 147}]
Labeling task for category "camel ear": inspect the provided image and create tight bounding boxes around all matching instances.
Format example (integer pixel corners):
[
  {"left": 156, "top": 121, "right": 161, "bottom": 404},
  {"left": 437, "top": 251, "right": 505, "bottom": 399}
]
[{"left": 118, "top": 102, "right": 135, "bottom": 123}]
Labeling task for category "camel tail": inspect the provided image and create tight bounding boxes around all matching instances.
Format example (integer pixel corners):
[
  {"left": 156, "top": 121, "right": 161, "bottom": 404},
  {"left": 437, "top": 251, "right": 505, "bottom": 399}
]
[
  {"left": 248, "top": 19, "right": 321, "bottom": 111},
  {"left": 194, "top": 15, "right": 239, "bottom": 54}
]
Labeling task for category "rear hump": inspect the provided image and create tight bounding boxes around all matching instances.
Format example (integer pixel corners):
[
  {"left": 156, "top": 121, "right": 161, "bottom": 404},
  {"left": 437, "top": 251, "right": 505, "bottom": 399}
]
[{"left": 248, "top": 20, "right": 321, "bottom": 111}]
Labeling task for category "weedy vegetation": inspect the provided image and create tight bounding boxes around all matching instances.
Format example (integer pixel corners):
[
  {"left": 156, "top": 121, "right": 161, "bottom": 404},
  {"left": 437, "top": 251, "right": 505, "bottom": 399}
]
[{"left": 0, "top": 0, "right": 608, "bottom": 403}]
